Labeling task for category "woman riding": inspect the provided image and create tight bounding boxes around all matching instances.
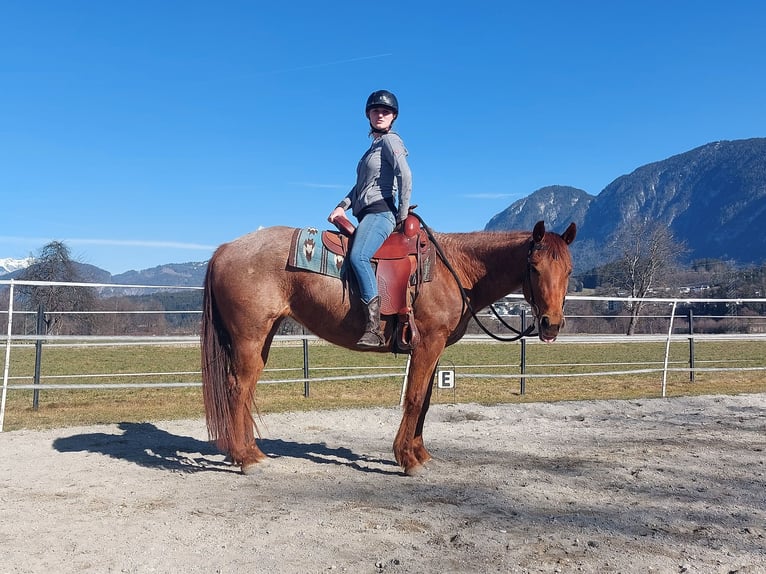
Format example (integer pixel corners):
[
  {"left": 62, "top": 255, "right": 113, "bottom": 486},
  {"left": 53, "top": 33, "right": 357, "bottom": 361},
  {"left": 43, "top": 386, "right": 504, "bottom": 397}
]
[{"left": 328, "top": 89, "right": 413, "bottom": 348}]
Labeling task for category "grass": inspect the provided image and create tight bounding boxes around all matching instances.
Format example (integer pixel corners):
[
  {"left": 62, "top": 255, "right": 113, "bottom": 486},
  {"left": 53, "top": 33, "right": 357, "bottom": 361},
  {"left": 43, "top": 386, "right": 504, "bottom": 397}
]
[{"left": 2, "top": 339, "right": 765, "bottom": 431}]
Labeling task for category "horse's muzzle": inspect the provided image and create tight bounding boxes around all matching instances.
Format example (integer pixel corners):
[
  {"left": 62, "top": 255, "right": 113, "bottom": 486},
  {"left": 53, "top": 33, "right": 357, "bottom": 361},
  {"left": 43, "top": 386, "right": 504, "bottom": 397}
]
[{"left": 538, "top": 315, "right": 564, "bottom": 343}]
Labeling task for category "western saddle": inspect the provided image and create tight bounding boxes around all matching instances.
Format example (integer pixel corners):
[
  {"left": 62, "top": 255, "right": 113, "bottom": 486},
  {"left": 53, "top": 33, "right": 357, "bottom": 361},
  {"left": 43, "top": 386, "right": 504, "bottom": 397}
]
[{"left": 324, "top": 211, "right": 433, "bottom": 352}]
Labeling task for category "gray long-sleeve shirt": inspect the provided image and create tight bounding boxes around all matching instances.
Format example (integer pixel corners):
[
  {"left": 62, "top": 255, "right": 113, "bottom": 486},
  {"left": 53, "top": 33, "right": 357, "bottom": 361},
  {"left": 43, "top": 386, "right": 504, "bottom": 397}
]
[{"left": 337, "top": 132, "right": 412, "bottom": 223}]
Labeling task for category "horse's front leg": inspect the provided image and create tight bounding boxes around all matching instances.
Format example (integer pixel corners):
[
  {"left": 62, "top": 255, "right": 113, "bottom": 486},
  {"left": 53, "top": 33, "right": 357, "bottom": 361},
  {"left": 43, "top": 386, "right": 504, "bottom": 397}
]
[
  {"left": 393, "top": 338, "right": 444, "bottom": 476},
  {"left": 411, "top": 367, "right": 436, "bottom": 464}
]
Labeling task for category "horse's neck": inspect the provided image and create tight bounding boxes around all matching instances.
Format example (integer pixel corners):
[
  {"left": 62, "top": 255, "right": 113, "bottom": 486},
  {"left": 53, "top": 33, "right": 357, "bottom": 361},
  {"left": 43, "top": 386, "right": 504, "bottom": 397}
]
[{"left": 441, "top": 232, "right": 529, "bottom": 308}]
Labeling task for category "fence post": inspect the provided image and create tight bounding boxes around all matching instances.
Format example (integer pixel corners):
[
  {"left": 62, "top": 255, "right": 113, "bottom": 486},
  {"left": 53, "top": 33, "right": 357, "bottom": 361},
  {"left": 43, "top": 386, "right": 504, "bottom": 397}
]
[
  {"left": 688, "top": 308, "right": 695, "bottom": 383},
  {"left": 1, "top": 280, "right": 16, "bottom": 432},
  {"left": 519, "top": 309, "right": 527, "bottom": 395},
  {"left": 661, "top": 301, "right": 678, "bottom": 398},
  {"left": 33, "top": 304, "right": 45, "bottom": 410},
  {"left": 302, "top": 329, "right": 310, "bottom": 398}
]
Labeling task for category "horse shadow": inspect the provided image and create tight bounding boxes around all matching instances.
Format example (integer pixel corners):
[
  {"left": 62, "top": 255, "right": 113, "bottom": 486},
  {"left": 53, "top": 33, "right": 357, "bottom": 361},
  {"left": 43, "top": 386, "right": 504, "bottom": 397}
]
[
  {"left": 52, "top": 422, "right": 401, "bottom": 475},
  {"left": 259, "top": 437, "right": 402, "bottom": 476}
]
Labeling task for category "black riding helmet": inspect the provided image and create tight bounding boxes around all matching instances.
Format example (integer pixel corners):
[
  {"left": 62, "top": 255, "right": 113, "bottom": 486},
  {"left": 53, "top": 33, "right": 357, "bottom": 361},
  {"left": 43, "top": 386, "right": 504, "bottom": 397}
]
[{"left": 365, "top": 90, "right": 399, "bottom": 117}]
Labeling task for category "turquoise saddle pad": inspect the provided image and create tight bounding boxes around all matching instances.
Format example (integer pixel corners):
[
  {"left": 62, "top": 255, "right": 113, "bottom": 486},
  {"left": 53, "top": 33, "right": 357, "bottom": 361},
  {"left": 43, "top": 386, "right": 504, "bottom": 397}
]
[{"left": 287, "top": 227, "right": 345, "bottom": 279}]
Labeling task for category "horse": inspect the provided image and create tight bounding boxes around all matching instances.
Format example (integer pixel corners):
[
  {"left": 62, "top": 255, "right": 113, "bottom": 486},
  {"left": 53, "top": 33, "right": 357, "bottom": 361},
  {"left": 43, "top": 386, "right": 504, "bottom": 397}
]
[{"left": 201, "top": 220, "right": 576, "bottom": 476}]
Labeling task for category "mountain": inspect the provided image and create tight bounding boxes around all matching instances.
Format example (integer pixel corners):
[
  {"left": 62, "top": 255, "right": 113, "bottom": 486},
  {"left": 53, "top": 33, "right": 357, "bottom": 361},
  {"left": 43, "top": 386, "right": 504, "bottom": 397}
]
[
  {"left": 0, "top": 259, "right": 208, "bottom": 288},
  {"left": 72, "top": 262, "right": 113, "bottom": 283},
  {"left": 0, "top": 257, "right": 34, "bottom": 275},
  {"left": 112, "top": 262, "right": 208, "bottom": 287},
  {"left": 1, "top": 261, "right": 120, "bottom": 284},
  {"left": 485, "top": 138, "right": 766, "bottom": 271},
  {"left": 485, "top": 185, "right": 593, "bottom": 233}
]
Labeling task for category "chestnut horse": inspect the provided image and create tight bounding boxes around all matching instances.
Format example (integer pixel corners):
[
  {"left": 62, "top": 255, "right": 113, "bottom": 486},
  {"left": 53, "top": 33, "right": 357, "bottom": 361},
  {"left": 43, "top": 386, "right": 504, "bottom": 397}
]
[{"left": 201, "top": 220, "right": 576, "bottom": 475}]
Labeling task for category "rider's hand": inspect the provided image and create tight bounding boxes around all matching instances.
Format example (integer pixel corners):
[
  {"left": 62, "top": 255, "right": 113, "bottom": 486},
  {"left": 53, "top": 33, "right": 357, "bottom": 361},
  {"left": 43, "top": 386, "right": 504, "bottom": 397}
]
[{"left": 328, "top": 207, "right": 345, "bottom": 223}]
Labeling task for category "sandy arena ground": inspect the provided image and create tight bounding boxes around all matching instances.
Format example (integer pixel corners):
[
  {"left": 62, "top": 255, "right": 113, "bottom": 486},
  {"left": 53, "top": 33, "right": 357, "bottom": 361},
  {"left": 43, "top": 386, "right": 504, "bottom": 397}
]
[{"left": 1, "top": 393, "right": 764, "bottom": 574}]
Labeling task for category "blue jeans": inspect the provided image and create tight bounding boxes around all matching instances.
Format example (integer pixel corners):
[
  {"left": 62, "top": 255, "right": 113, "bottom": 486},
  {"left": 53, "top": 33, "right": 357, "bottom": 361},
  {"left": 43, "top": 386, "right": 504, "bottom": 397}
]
[{"left": 348, "top": 211, "right": 396, "bottom": 303}]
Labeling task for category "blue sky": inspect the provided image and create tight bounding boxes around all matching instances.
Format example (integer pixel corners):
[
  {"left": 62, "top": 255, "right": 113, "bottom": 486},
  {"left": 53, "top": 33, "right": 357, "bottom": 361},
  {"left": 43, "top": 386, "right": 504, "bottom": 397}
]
[{"left": 2, "top": 1, "right": 765, "bottom": 274}]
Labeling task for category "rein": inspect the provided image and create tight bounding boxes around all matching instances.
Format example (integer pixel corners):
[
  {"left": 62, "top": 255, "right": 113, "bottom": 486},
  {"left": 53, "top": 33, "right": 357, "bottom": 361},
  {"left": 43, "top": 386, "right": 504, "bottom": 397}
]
[{"left": 410, "top": 213, "right": 537, "bottom": 342}]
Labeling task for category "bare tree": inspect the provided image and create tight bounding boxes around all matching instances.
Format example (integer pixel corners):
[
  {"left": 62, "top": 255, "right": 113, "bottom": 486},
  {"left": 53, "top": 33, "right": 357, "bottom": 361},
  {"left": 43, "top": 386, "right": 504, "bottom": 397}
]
[
  {"left": 607, "top": 221, "right": 687, "bottom": 335},
  {"left": 17, "top": 241, "right": 97, "bottom": 335}
]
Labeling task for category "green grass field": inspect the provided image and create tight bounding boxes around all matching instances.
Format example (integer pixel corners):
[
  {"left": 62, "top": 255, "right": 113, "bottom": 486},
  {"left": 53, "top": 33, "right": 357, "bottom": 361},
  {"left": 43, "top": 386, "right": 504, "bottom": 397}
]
[{"left": 2, "top": 338, "right": 765, "bottom": 431}]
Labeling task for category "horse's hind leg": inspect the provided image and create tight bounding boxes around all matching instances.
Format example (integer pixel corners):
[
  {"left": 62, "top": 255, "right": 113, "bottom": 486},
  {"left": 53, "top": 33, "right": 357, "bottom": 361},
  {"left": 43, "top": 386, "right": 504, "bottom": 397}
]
[{"left": 228, "top": 326, "right": 279, "bottom": 474}]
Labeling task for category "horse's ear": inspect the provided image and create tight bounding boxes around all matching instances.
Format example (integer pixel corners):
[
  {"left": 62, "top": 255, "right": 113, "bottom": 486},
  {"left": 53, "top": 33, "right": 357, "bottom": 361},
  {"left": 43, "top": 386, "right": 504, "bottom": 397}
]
[
  {"left": 560, "top": 222, "right": 577, "bottom": 245},
  {"left": 533, "top": 221, "right": 546, "bottom": 243}
]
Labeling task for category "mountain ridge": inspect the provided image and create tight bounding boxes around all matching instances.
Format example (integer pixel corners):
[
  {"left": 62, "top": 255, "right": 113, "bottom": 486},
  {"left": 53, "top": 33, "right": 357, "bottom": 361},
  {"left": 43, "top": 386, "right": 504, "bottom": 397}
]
[
  {"left": 0, "top": 259, "right": 208, "bottom": 288},
  {"left": 486, "top": 138, "right": 766, "bottom": 271}
]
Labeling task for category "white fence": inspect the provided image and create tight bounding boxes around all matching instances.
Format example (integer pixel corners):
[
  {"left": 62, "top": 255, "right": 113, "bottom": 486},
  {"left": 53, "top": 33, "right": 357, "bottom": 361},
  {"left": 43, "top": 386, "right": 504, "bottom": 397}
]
[{"left": 2, "top": 279, "right": 766, "bottom": 431}]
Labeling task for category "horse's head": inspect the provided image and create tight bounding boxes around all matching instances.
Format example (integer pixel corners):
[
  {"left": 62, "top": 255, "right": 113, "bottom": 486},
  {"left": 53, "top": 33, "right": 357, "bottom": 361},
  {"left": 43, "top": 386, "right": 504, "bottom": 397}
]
[{"left": 522, "top": 221, "right": 577, "bottom": 342}]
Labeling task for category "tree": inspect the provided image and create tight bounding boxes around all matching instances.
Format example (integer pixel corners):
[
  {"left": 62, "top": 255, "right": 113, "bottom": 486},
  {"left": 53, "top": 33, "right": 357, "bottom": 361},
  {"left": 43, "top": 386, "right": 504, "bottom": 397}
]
[
  {"left": 17, "top": 241, "right": 97, "bottom": 335},
  {"left": 606, "top": 221, "right": 687, "bottom": 335}
]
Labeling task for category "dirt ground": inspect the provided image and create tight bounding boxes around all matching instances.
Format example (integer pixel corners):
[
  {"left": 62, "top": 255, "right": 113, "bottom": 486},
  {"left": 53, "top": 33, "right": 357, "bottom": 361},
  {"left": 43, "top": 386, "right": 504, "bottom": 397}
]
[{"left": 1, "top": 393, "right": 764, "bottom": 574}]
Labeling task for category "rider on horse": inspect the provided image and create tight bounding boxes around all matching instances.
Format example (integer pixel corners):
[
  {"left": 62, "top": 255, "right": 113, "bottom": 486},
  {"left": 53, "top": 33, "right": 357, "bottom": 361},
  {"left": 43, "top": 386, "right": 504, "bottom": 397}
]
[{"left": 328, "top": 90, "right": 413, "bottom": 348}]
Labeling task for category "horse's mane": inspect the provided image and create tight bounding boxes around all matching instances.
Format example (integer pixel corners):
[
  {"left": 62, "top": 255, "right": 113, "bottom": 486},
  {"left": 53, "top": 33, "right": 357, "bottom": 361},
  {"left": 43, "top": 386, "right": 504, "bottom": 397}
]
[
  {"left": 433, "top": 229, "right": 571, "bottom": 282},
  {"left": 433, "top": 231, "right": 530, "bottom": 284},
  {"left": 434, "top": 230, "right": 529, "bottom": 254}
]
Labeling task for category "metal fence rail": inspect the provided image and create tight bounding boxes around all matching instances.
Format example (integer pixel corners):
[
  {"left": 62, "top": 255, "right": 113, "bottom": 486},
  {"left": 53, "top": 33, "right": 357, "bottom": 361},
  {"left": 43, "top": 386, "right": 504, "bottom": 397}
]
[{"left": 2, "top": 279, "right": 766, "bottom": 431}]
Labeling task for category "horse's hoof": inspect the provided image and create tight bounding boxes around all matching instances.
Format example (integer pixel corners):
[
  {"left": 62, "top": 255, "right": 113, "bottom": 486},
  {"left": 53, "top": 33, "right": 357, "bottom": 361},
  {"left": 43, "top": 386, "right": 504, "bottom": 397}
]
[
  {"left": 241, "top": 459, "right": 267, "bottom": 475},
  {"left": 404, "top": 463, "right": 428, "bottom": 477},
  {"left": 416, "top": 454, "right": 433, "bottom": 465}
]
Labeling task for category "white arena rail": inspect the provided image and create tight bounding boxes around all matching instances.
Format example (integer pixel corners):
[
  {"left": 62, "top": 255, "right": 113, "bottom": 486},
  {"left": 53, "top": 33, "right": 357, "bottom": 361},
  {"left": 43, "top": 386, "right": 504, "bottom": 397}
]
[{"left": 2, "top": 279, "right": 765, "bottom": 431}]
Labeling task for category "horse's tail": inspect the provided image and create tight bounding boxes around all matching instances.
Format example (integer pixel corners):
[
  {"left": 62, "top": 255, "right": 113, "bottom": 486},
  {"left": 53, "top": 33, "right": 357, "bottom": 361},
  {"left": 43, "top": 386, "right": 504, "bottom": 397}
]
[{"left": 200, "top": 248, "right": 234, "bottom": 453}]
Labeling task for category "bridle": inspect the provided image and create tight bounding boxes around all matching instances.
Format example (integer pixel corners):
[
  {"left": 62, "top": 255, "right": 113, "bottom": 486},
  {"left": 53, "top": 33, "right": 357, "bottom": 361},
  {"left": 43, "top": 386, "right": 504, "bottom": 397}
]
[{"left": 523, "top": 241, "right": 545, "bottom": 320}]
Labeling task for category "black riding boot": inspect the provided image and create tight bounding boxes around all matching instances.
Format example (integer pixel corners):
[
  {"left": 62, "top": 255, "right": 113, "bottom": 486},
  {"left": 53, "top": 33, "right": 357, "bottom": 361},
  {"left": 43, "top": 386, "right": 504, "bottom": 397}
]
[{"left": 357, "top": 296, "right": 385, "bottom": 348}]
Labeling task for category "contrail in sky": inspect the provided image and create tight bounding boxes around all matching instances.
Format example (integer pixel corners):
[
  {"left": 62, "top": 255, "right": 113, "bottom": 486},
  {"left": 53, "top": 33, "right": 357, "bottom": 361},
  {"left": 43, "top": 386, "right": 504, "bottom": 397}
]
[
  {"left": 0, "top": 236, "right": 216, "bottom": 251},
  {"left": 259, "top": 53, "right": 393, "bottom": 75},
  {"left": 462, "top": 193, "right": 518, "bottom": 199},
  {"left": 291, "top": 181, "right": 347, "bottom": 190},
  {"left": 68, "top": 238, "right": 217, "bottom": 250}
]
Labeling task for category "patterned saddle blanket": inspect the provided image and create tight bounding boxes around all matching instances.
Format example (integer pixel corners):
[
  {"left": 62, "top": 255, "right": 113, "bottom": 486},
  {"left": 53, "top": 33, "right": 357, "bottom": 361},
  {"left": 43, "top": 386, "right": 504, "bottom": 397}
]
[{"left": 287, "top": 227, "right": 345, "bottom": 279}]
